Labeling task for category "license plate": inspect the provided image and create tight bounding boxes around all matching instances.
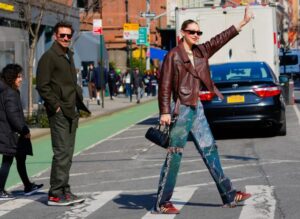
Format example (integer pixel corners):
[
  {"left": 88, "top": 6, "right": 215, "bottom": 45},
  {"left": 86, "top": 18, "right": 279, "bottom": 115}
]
[{"left": 227, "top": 95, "right": 245, "bottom": 103}]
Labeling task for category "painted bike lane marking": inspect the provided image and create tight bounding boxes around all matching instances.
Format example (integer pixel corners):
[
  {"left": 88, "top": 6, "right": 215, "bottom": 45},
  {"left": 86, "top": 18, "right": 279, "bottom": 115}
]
[{"left": 7, "top": 101, "right": 158, "bottom": 189}]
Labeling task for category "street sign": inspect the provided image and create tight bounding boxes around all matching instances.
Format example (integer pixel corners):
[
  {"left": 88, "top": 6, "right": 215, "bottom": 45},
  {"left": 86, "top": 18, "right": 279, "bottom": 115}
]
[
  {"left": 136, "top": 27, "right": 147, "bottom": 45},
  {"left": 93, "top": 19, "right": 103, "bottom": 35},
  {"left": 123, "top": 23, "right": 139, "bottom": 31},
  {"left": 140, "top": 12, "right": 156, "bottom": 18},
  {"left": 123, "top": 23, "right": 139, "bottom": 40}
]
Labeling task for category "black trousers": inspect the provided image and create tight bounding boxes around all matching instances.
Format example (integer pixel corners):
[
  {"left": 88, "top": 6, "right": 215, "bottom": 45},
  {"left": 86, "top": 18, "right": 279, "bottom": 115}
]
[
  {"left": 48, "top": 111, "right": 78, "bottom": 197},
  {"left": 108, "top": 82, "right": 116, "bottom": 98},
  {"left": 0, "top": 154, "right": 31, "bottom": 191}
]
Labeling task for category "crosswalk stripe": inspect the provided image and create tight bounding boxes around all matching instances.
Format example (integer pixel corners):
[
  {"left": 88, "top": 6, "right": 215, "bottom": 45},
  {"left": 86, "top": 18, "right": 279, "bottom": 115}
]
[
  {"left": 142, "top": 186, "right": 198, "bottom": 219},
  {"left": 0, "top": 185, "right": 276, "bottom": 218},
  {"left": 0, "top": 195, "right": 43, "bottom": 217},
  {"left": 57, "top": 191, "right": 122, "bottom": 219},
  {"left": 239, "top": 185, "right": 276, "bottom": 219}
]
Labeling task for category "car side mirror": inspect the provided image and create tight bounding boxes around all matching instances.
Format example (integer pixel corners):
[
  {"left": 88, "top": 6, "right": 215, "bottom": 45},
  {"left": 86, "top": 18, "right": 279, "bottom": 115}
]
[{"left": 279, "top": 75, "right": 289, "bottom": 84}]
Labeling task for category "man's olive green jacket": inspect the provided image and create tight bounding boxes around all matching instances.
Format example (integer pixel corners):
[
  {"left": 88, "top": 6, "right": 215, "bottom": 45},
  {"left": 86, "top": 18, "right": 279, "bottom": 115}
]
[{"left": 36, "top": 42, "right": 90, "bottom": 119}]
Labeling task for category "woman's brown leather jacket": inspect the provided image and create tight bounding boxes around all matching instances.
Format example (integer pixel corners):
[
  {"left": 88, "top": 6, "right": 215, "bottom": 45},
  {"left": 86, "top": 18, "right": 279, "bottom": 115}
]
[{"left": 158, "top": 25, "right": 239, "bottom": 115}]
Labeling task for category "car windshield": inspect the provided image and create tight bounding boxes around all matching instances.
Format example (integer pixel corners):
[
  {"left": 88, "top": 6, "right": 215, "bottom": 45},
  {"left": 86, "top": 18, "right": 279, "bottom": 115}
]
[{"left": 210, "top": 63, "right": 274, "bottom": 83}]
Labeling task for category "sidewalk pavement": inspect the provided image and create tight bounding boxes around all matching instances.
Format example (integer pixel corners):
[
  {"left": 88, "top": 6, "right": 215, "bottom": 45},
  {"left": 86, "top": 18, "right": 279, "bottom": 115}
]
[{"left": 31, "top": 95, "right": 157, "bottom": 139}]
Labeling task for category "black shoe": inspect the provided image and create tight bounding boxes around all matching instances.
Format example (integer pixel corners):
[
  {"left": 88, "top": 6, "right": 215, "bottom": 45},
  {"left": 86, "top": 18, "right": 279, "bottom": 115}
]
[
  {"left": 24, "top": 183, "right": 44, "bottom": 196},
  {"left": 137, "top": 100, "right": 140, "bottom": 104},
  {"left": 0, "top": 190, "right": 15, "bottom": 200}
]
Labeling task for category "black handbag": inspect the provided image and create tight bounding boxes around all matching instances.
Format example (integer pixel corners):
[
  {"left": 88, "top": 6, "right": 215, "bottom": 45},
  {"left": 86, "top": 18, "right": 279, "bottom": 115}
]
[{"left": 145, "top": 124, "right": 170, "bottom": 149}]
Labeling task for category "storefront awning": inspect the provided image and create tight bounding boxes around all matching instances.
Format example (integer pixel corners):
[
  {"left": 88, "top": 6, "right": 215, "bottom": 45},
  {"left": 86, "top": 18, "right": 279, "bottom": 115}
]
[{"left": 150, "top": 47, "right": 168, "bottom": 61}]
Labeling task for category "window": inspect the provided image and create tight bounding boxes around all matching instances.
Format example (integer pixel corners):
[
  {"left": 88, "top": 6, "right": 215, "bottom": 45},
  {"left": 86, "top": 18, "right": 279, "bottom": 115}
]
[
  {"left": 77, "top": 0, "right": 85, "bottom": 8},
  {"left": 93, "top": 0, "right": 100, "bottom": 12},
  {"left": 279, "top": 55, "right": 298, "bottom": 66},
  {"left": 0, "top": 41, "right": 15, "bottom": 69},
  {"left": 210, "top": 63, "right": 272, "bottom": 82}
]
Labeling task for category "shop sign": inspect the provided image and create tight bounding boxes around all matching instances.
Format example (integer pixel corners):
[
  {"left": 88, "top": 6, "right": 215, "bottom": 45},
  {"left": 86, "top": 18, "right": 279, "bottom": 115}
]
[{"left": 0, "top": 2, "right": 14, "bottom": 12}]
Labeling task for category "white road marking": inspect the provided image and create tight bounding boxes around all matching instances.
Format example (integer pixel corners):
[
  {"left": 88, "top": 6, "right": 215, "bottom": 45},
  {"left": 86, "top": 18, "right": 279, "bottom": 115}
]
[
  {"left": 188, "top": 175, "right": 262, "bottom": 189},
  {"left": 32, "top": 159, "right": 300, "bottom": 183},
  {"left": 73, "top": 112, "right": 157, "bottom": 157},
  {"left": 126, "top": 127, "right": 149, "bottom": 131},
  {"left": 57, "top": 191, "right": 121, "bottom": 219},
  {"left": 142, "top": 186, "right": 198, "bottom": 219},
  {"left": 239, "top": 185, "right": 276, "bottom": 219},
  {"left": 0, "top": 194, "right": 43, "bottom": 217},
  {"left": 81, "top": 159, "right": 299, "bottom": 185},
  {"left": 293, "top": 104, "right": 300, "bottom": 126},
  {"left": 0, "top": 183, "right": 275, "bottom": 218},
  {"left": 70, "top": 175, "right": 263, "bottom": 194},
  {"left": 107, "top": 136, "right": 145, "bottom": 141},
  {"left": 81, "top": 148, "right": 148, "bottom": 156}
]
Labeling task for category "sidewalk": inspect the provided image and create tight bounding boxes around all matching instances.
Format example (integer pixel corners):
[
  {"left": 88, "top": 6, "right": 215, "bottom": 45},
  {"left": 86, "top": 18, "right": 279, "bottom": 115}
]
[{"left": 31, "top": 94, "right": 157, "bottom": 139}]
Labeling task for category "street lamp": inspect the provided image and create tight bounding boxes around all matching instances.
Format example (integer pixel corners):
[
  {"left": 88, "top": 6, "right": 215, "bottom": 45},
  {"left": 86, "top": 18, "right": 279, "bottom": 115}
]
[{"left": 146, "top": 0, "right": 151, "bottom": 70}]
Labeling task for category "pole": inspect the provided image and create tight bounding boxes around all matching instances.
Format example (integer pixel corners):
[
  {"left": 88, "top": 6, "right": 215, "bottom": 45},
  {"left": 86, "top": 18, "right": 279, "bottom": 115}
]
[
  {"left": 125, "top": 0, "right": 130, "bottom": 67},
  {"left": 146, "top": 0, "right": 150, "bottom": 70},
  {"left": 129, "top": 39, "right": 133, "bottom": 102},
  {"left": 100, "top": 35, "right": 104, "bottom": 108},
  {"left": 99, "top": 0, "right": 104, "bottom": 108},
  {"left": 139, "top": 45, "right": 143, "bottom": 73}
]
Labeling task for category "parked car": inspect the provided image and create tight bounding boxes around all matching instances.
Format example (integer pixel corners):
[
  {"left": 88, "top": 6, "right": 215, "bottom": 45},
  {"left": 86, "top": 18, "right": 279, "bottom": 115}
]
[{"left": 200, "top": 61, "right": 286, "bottom": 136}]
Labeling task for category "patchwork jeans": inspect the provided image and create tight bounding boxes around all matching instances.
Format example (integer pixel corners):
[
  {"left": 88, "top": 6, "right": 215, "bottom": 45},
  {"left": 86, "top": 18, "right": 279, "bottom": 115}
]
[{"left": 154, "top": 101, "right": 236, "bottom": 210}]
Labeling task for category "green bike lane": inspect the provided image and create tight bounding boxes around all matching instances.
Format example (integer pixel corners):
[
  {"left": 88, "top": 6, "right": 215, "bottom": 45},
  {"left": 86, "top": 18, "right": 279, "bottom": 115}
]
[{"left": 7, "top": 100, "right": 158, "bottom": 189}]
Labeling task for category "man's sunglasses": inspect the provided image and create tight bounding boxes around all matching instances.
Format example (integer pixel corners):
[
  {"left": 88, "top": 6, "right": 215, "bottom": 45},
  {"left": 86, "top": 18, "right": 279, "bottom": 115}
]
[
  {"left": 58, "top": 33, "right": 73, "bottom": 39},
  {"left": 184, "top": 30, "right": 203, "bottom": 36}
]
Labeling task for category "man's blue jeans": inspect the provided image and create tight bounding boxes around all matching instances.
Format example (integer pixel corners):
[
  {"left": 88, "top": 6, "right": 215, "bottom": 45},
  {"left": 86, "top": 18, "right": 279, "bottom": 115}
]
[{"left": 154, "top": 101, "right": 236, "bottom": 210}]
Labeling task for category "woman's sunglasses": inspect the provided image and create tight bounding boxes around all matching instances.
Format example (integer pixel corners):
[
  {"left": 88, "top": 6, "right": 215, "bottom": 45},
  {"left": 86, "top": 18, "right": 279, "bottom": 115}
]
[
  {"left": 58, "top": 33, "right": 73, "bottom": 39},
  {"left": 184, "top": 30, "right": 203, "bottom": 36}
]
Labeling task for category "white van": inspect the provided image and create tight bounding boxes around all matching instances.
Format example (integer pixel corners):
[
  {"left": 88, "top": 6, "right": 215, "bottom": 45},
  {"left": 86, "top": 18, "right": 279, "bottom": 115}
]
[
  {"left": 279, "top": 49, "right": 300, "bottom": 79},
  {"left": 175, "top": 5, "right": 281, "bottom": 78}
]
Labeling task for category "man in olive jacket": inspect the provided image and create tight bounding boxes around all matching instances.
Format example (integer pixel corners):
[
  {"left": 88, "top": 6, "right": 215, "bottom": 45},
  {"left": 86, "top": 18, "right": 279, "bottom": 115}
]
[{"left": 36, "top": 21, "right": 90, "bottom": 206}]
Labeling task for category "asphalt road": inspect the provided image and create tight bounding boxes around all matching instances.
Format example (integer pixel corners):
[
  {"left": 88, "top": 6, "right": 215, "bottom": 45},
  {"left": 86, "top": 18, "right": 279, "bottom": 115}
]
[{"left": 1, "top": 86, "right": 300, "bottom": 219}]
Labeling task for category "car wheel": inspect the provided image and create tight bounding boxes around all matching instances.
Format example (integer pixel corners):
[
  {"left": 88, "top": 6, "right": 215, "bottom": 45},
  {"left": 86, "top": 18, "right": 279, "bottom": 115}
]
[{"left": 276, "top": 117, "right": 287, "bottom": 136}]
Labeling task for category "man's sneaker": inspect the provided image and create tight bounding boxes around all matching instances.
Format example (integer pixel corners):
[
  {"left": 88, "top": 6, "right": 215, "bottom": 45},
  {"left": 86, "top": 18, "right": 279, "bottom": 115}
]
[
  {"left": 48, "top": 195, "right": 75, "bottom": 206},
  {"left": 24, "top": 183, "right": 44, "bottom": 196},
  {"left": 0, "top": 190, "right": 15, "bottom": 200},
  {"left": 151, "top": 202, "right": 180, "bottom": 214},
  {"left": 65, "top": 192, "right": 85, "bottom": 204}
]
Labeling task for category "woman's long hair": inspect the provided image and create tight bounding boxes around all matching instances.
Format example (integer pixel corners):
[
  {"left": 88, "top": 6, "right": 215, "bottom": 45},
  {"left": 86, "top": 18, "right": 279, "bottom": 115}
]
[{"left": 0, "top": 64, "right": 23, "bottom": 90}]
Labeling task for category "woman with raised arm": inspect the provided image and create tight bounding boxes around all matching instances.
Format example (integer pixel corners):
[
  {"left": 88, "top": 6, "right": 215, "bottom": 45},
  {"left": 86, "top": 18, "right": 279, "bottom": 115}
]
[{"left": 152, "top": 6, "right": 253, "bottom": 214}]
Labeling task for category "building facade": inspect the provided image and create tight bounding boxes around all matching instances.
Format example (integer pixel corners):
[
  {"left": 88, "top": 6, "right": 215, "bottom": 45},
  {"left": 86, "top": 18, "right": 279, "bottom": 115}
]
[
  {"left": 79, "top": 0, "right": 167, "bottom": 71},
  {"left": 0, "top": 0, "right": 79, "bottom": 109}
]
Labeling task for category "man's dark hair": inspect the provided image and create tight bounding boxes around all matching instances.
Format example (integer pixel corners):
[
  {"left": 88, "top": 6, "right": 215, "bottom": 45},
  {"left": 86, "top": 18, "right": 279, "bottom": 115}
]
[
  {"left": 53, "top": 21, "right": 74, "bottom": 35},
  {"left": 0, "top": 64, "right": 23, "bottom": 89}
]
